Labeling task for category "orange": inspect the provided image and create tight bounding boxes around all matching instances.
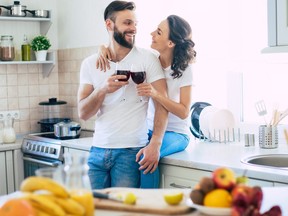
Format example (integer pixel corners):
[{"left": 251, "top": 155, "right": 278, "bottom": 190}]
[
  {"left": 203, "top": 189, "right": 232, "bottom": 208},
  {"left": 0, "top": 198, "right": 36, "bottom": 216}
]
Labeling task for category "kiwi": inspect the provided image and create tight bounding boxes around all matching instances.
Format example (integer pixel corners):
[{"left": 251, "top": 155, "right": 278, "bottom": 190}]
[
  {"left": 190, "top": 189, "right": 205, "bottom": 205},
  {"left": 199, "top": 177, "right": 215, "bottom": 194}
]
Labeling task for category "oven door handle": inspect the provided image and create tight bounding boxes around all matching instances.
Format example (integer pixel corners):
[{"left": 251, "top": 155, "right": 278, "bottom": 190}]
[{"left": 23, "top": 156, "right": 61, "bottom": 167}]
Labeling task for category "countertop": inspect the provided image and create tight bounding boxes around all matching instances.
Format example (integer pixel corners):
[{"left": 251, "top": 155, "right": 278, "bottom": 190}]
[
  {"left": 61, "top": 136, "right": 288, "bottom": 184},
  {"left": 94, "top": 187, "right": 288, "bottom": 215},
  {"left": 2, "top": 136, "right": 288, "bottom": 183}
]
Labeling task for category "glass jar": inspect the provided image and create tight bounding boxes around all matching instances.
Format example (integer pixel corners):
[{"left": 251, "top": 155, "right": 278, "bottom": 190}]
[
  {"left": 64, "top": 152, "right": 94, "bottom": 216},
  {"left": 0, "top": 35, "right": 15, "bottom": 61},
  {"left": 3, "top": 117, "right": 16, "bottom": 144}
]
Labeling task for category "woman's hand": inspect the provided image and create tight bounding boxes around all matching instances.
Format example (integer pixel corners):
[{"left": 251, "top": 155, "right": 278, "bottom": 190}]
[
  {"left": 136, "top": 83, "right": 158, "bottom": 99},
  {"left": 96, "top": 45, "right": 112, "bottom": 72}
]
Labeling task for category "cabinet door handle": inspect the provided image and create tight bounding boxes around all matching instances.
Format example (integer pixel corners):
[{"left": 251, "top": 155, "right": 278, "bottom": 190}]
[{"left": 169, "top": 183, "right": 191, "bottom": 189}]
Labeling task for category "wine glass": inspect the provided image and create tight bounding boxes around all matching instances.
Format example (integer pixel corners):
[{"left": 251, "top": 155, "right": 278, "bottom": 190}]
[
  {"left": 130, "top": 64, "right": 147, "bottom": 102},
  {"left": 116, "top": 62, "right": 130, "bottom": 102}
]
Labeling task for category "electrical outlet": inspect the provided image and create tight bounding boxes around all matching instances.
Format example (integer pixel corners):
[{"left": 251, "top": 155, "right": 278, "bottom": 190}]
[{"left": 0, "top": 110, "right": 20, "bottom": 120}]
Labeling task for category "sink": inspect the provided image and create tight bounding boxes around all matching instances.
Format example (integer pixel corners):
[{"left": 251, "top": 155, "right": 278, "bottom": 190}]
[{"left": 241, "top": 154, "right": 288, "bottom": 170}]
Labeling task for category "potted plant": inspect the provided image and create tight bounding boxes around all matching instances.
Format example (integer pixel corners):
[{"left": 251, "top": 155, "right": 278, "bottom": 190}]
[{"left": 31, "top": 35, "right": 51, "bottom": 61}]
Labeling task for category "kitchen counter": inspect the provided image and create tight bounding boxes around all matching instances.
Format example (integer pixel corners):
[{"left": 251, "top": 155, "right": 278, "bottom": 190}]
[
  {"left": 62, "top": 137, "right": 288, "bottom": 184},
  {"left": 0, "top": 187, "right": 287, "bottom": 215},
  {"left": 93, "top": 187, "right": 287, "bottom": 215},
  {"left": 3, "top": 136, "right": 288, "bottom": 183},
  {"left": 0, "top": 139, "right": 22, "bottom": 151}
]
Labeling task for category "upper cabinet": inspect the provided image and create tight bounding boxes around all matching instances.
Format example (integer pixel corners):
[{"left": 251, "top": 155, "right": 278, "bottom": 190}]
[{"left": 264, "top": 0, "right": 288, "bottom": 52}]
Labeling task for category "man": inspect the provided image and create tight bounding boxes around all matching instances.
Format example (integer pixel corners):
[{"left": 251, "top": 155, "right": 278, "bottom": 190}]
[{"left": 77, "top": 1, "right": 168, "bottom": 189}]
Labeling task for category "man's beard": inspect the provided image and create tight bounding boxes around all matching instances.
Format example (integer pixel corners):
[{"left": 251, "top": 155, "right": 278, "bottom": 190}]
[{"left": 113, "top": 26, "right": 135, "bottom": 49}]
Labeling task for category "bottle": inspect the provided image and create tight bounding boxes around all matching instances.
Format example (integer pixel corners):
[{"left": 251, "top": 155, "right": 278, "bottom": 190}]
[
  {"left": 21, "top": 35, "right": 31, "bottom": 61},
  {"left": 64, "top": 152, "right": 94, "bottom": 216},
  {"left": 0, "top": 35, "right": 15, "bottom": 61}
]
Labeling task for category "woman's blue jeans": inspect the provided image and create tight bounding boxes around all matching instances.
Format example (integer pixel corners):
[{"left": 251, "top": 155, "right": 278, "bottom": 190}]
[
  {"left": 140, "top": 130, "right": 190, "bottom": 188},
  {"left": 88, "top": 146, "right": 141, "bottom": 189}
]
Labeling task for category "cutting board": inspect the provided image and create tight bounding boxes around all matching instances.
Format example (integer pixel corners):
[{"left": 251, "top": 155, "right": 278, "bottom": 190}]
[{"left": 93, "top": 187, "right": 193, "bottom": 215}]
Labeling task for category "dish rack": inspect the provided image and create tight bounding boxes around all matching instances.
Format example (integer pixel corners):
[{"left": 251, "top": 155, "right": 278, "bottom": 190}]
[{"left": 195, "top": 127, "right": 241, "bottom": 143}]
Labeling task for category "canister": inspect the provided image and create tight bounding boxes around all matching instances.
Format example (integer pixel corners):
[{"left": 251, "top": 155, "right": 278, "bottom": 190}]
[{"left": 0, "top": 35, "right": 15, "bottom": 61}]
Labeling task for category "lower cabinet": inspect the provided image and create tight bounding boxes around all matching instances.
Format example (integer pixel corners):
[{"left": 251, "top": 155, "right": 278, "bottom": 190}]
[
  {"left": 64, "top": 147, "right": 89, "bottom": 156},
  {"left": 159, "top": 164, "right": 211, "bottom": 189},
  {"left": 159, "top": 164, "right": 286, "bottom": 189},
  {"left": 0, "top": 149, "right": 24, "bottom": 195}
]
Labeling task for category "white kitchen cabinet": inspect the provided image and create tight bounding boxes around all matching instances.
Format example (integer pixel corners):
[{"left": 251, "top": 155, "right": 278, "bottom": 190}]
[
  {"left": 159, "top": 164, "right": 277, "bottom": 189},
  {"left": 0, "top": 149, "right": 24, "bottom": 195},
  {"left": 159, "top": 164, "right": 211, "bottom": 189},
  {"left": 267, "top": 0, "right": 288, "bottom": 48},
  {"left": 64, "top": 147, "right": 89, "bottom": 156},
  {"left": 0, "top": 12, "right": 55, "bottom": 76}
]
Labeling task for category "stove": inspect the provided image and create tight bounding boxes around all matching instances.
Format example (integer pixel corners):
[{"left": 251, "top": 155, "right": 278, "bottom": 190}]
[{"left": 21, "top": 129, "right": 94, "bottom": 177}]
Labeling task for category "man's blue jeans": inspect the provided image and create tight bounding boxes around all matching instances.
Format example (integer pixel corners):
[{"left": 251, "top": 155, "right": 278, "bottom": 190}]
[
  {"left": 88, "top": 146, "right": 141, "bottom": 189},
  {"left": 140, "top": 130, "right": 190, "bottom": 188}
]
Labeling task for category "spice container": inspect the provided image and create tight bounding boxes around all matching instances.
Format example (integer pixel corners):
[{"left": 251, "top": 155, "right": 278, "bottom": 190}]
[{"left": 0, "top": 35, "right": 15, "bottom": 61}]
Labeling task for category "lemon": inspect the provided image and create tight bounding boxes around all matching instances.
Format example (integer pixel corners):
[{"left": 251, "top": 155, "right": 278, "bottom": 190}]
[
  {"left": 123, "top": 192, "right": 137, "bottom": 205},
  {"left": 163, "top": 191, "right": 184, "bottom": 205},
  {"left": 203, "top": 189, "right": 232, "bottom": 208}
]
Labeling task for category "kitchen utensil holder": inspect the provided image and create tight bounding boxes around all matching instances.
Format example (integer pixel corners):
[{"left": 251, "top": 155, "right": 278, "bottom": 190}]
[
  {"left": 259, "top": 125, "right": 278, "bottom": 149},
  {"left": 197, "top": 127, "right": 241, "bottom": 143}
]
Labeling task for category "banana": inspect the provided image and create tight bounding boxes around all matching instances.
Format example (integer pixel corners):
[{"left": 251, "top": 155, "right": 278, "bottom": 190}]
[
  {"left": 48, "top": 196, "right": 85, "bottom": 215},
  {"left": 23, "top": 193, "right": 66, "bottom": 216},
  {"left": 20, "top": 176, "right": 69, "bottom": 198},
  {"left": 33, "top": 209, "right": 51, "bottom": 216}
]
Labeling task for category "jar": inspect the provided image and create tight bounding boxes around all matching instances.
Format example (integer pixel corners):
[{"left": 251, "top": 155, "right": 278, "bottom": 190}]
[
  {"left": 3, "top": 117, "right": 16, "bottom": 144},
  {"left": 0, "top": 35, "right": 15, "bottom": 61}
]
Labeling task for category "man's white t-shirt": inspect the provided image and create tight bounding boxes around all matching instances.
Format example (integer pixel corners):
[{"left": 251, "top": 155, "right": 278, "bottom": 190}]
[
  {"left": 79, "top": 47, "right": 165, "bottom": 148},
  {"left": 147, "top": 64, "right": 194, "bottom": 136}
]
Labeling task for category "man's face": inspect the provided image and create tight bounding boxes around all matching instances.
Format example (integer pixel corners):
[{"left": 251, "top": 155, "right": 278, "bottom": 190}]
[
  {"left": 111, "top": 10, "right": 137, "bottom": 48},
  {"left": 113, "top": 25, "right": 135, "bottom": 48}
]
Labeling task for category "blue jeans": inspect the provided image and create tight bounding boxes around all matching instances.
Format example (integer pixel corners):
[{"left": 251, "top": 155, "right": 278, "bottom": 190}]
[
  {"left": 88, "top": 146, "right": 141, "bottom": 189},
  {"left": 140, "top": 130, "right": 190, "bottom": 188}
]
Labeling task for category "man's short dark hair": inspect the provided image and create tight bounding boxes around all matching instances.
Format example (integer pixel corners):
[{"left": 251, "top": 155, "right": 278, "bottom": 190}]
[{"left": 104, "top": 1, "right": 135, "bottom": 21}]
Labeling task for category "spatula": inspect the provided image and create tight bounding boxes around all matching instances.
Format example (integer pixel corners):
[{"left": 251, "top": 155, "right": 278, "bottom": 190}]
[{"left": 255, "top": 100, "right": 267, "bottom": 125}]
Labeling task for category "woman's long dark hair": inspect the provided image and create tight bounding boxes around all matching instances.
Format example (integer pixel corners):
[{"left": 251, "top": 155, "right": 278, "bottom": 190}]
[{"left": 167, "top": 15, "right": 196, "bottom": 79}]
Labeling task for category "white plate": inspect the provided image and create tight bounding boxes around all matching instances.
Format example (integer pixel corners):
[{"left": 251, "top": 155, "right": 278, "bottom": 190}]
[{"left": 186, "top": 199, "right": 231, "bottom": 216}]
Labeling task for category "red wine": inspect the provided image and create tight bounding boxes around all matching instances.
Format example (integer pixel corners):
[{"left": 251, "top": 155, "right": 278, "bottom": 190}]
[
  {"left": 117, "top": 70, "right": 130, "bottom": 81},
  {"left": 131, "top": 71, "right": 146, "bottom": 84}
]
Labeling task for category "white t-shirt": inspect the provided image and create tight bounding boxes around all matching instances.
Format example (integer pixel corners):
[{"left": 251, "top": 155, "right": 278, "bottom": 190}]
[
  {"left": 79, "top": 47, "right": 165, "bottom": 148},
  {"left": 147, "top": 64, "right": 194, "bottom": 135}
]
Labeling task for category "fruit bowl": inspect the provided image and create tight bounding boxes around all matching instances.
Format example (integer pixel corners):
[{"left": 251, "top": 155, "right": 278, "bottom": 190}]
[{"left": 186, "top": 199, "right": 231, "bottom": 216}]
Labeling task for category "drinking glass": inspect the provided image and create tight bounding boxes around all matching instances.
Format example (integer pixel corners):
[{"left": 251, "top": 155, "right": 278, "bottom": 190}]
[
  {"left": 116, "top": 62, "right": 130, "bottom": 102},
  {"left": 130, "top": 64, "right": 147, "bottom": 102}
]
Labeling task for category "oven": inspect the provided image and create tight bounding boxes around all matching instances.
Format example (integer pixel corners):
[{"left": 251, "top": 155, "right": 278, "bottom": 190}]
[
  {"left": 21, "top": 130, "right": 94, "bottom": 178},
  {"left": 22, "top": 133, "right": 64, "bottom": 177}
]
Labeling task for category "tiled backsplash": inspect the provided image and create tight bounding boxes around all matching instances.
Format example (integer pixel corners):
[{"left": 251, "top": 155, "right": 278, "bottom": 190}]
[{"left": 0, "top": 46, "right": 98, "bottom": 135}]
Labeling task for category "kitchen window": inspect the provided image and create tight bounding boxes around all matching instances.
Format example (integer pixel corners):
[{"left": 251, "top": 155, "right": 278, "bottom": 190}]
[{"left": 134, "top": 0, "right": 288, "bottom": 125}]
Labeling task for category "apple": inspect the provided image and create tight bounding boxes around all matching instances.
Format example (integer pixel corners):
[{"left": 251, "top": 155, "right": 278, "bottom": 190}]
[
  {"left": 231, "top": 185, "right": 254, "bottom": 208},
  {"left": 212, "top": 167, "right": 236, "bottom": 190}
]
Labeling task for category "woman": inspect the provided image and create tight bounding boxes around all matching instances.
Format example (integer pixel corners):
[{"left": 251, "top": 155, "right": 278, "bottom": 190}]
[{"left": 97, "top": 15, "right": 196, "bottom": 188}]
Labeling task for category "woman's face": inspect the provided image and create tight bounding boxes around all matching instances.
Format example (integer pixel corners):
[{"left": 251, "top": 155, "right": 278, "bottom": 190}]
[{"left": 150, "top": 19, "right": 171, "bottom": 53}]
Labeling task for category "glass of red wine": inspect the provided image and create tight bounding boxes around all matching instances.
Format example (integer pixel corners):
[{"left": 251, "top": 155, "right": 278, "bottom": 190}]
[
  {"left": 116, "top": 62, "right": 130, "bottom": 102},
  {"left": 130, "top": 64, "right": 147, "bottom": 102}
]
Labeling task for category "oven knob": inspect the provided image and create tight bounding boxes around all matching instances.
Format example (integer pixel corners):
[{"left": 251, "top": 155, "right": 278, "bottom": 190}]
[
  {"left": 36, "top": 145, "right": 40, "bottom": 152},
  {"left": 49, "top": 148, "right": 56, "bottom": 154},
  {"left": 45, "top": 147, "right": 49, "bottom": 153},
  {"left": 32, "top": 144, "right": 36, "bottom": 151},
  {"left": 41, "top": 146, "right": 45, "bottom": 152}
]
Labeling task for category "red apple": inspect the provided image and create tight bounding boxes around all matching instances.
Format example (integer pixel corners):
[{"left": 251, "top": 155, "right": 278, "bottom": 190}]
[
  {"left": 212, "top": 167, "right": 236, "bottom": 190},
  {"left": 231, "top": 185, "right": 254, "bottom": 208}
]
